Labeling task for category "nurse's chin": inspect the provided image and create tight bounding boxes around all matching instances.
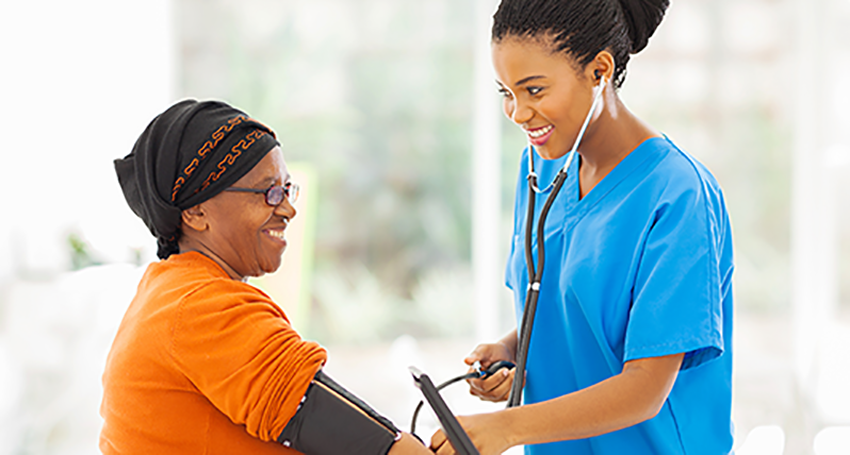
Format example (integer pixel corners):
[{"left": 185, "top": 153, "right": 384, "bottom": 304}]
[{"left": 534, "top": 145, "right": 570, "bottom": 161}]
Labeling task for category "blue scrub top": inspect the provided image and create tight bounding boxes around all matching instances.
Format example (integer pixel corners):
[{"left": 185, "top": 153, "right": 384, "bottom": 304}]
[{"left": 506, "top": 137, "right": 734, "bottom": 454}]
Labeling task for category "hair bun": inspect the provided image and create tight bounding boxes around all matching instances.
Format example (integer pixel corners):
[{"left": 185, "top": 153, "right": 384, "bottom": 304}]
[{"left": 617, "top": 0, "right": 670, "bottom": 54}]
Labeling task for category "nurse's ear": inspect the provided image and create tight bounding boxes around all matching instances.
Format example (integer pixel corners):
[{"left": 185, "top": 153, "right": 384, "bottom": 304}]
[{"left": 587, "top": 50, "right": 615, "bottom": 85}]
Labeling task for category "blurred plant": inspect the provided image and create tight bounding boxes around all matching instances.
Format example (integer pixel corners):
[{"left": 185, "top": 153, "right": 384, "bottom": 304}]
[
  {"left": 178, "top": 0, "right": 477, "bottom": 322},
  {"left": 176, "top": 0, "right": 808, "bottom": 339},
  {"left": 409, "top": 266, "right": 473, "bottom": 338},
  {"left": 309, "top": 263, "right": 474, "bottom": 344},
  {"left": 310, "top": 264, "right": 407, "bottom": 344},
  {"left": 67, "top": 232, "right": 102, "bottom": 271}
]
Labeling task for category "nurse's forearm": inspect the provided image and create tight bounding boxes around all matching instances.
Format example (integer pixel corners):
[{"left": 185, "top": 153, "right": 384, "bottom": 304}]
[{"left": 498, "top": 352, "right": 684, "bottom": 447}]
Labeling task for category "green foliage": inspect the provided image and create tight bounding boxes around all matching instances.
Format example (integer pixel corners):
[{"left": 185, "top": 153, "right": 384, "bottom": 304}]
[
  {"left": 67, "top": 232, "right": 102, "bottom": 271},
  {"left": 308, "top": 264, "right": 473, "bottom": 344}
]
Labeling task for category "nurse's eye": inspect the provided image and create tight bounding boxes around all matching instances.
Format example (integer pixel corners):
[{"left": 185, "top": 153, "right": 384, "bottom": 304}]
[{"left": 527, "top": 86, "right": 544, "bottom": 96}]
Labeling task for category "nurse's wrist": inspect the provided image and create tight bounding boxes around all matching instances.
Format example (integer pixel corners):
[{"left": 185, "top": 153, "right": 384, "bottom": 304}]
[{"left": 498, "top": 331, "right": 518, "bottom": 361}]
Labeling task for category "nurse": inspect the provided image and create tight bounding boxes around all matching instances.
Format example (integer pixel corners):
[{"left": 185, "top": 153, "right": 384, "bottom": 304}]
[{"left": 430, "top": 0, "right": 734, "bottom": 454}]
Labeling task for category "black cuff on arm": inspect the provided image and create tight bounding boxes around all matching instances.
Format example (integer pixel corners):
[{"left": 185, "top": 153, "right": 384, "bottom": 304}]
[{"left": 277, "top": 370, "right": 400, "bottom": 455}]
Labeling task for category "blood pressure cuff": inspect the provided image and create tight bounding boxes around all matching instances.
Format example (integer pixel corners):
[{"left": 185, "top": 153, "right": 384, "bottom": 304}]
[{"left": 277, "top": 370, "right": 401, "bottom": 454}]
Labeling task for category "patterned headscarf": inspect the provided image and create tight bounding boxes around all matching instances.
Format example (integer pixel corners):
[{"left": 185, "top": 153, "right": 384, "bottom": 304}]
[{"left": 115, "top": 99, "right": 279, "bottom": 259}]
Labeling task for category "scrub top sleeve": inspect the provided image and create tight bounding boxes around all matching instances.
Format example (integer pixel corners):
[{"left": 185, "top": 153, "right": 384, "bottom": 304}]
[{"left": 623, "top": 184, "right": 724, "bottom": 371}]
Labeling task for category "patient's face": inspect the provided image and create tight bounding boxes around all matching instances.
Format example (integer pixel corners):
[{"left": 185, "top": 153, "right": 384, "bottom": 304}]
[{"left": 196, "top": 146, "right": 296, "bottom": 280}]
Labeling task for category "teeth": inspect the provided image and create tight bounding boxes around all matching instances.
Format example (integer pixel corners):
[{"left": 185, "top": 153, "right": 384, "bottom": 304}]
[
  {"left": 268, "top": 230, "right": 285, "bottom": 240},
  {"left": 528, "top": 125, "right": 553, "bottom": 138}
]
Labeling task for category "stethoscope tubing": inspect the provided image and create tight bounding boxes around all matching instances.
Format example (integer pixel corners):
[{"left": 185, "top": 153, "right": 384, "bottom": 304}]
[
  {"left": 508, "top": 169, "right": 568, "bottom": 407},
  {"left": 507, "top": 76, "right": 608, "bottom": 408}
]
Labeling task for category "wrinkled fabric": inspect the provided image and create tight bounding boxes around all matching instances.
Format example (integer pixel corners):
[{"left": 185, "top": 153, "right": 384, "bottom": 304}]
[
  {"left": 507, "top": 137, "right": 734, "bottom": 454},
  {"left": 100, "top": 252, "right": 327, "bottom": 454}
]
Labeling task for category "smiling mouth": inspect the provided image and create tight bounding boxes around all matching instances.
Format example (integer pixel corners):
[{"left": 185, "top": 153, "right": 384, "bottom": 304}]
[
  {"left": 527, "top": 125, "right": 553, "bottom": 138},
  {"left": 266, "top": 229, "right": 286, "bottom": 242},
  {"left": 526, "top": 124, "right": 555, "bottom": 146}
]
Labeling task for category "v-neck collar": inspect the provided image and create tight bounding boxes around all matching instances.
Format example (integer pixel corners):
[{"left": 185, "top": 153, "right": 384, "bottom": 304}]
[{"left": 558, "top": 136, "right": 667, "bottom": 221}]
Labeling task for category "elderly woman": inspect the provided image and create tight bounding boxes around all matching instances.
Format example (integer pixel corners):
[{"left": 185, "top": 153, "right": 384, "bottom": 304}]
[{"left": 103, "top": 100, "right": 429, "bottom": 455}]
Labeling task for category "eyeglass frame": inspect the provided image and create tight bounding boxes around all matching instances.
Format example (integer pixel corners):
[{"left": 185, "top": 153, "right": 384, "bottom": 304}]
[{"left": 224, "top": 182, "right": 299, "bottom": 206}]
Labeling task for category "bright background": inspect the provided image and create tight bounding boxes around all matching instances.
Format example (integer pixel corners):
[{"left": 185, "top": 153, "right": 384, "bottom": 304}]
[{"left": 0, "top": 0, "right": 849, "bottom": 453}]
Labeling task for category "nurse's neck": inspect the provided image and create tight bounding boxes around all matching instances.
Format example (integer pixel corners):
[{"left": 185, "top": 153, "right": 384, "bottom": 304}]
[{"left": 576, "top": 93, "right": 660, "bottom": 199}]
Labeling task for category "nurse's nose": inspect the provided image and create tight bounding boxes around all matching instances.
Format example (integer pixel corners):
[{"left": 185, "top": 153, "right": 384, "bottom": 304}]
[{"left": 509, "top": 98, "right": 533, "bottom": 125}]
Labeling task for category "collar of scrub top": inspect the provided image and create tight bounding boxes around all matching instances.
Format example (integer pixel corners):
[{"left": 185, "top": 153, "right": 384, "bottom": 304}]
[{"left": 527, "top": 75, "right": 608, "bottom": 194}]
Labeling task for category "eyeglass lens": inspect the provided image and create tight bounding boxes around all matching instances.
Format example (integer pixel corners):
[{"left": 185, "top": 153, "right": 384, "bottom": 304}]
[{"left": 265, "top": 183, "right": 298, "bottom": 206}]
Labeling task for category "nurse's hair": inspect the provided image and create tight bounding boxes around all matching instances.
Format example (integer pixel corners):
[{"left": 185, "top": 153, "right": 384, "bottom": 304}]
[{"left": 492, "top": 0, "right": 669, "bottom": 88}]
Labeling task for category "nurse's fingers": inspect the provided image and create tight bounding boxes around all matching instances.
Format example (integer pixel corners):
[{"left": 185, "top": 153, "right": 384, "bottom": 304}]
[
  {"left": 464, "top": 345, "right": 486, "bottom": 366},
  {"left": 434, "top": 440, "right": 456, "bottom": 455},
  {"left": 469, "top": 368, "right": 514, "bottom": 402},
  {"left": 463, "top": 345, "right": 492, "bottom": 367},
  {"left": 468, "top": 367, "right": 510, "bottom": 393},
  {"left": 464, "top": 342, "right": 513, "bottom": 367},
  {"left": 430, "top": 429, "right": 454, "bottom": 455}
]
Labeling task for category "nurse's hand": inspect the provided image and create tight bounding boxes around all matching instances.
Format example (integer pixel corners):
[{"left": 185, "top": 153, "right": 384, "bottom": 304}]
[
  {"left": 430, "top": 413, "right": 512, "bottom": 455},
  {"left": 389, "top": 432, "right": 436, "bottom": 455},
  {"left": 464, "top": 341, "right": 516, "bottom": 403}
]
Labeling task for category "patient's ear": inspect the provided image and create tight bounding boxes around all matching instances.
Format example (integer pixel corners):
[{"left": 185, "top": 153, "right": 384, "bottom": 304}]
[{"left": 181, "top": 204, "right": 209, "bottom": 233}]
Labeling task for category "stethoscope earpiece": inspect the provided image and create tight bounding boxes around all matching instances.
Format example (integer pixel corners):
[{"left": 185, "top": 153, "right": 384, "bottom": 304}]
[{"left": 594, "top": 70, "right": 607, "bottom": 89}]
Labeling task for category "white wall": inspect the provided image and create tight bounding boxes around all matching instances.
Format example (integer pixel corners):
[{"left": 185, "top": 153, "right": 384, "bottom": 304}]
[
  {"left": 0, "top": 0, "right": 175, "bottom": 278},
  {"left": 0, "top": 1, "right": 174, "bottom": 452}
]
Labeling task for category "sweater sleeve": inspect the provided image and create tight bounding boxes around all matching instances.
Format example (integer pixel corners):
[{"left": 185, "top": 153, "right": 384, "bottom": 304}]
[{"left": 169, "top": 279, "right": 327, "bottom": 442}]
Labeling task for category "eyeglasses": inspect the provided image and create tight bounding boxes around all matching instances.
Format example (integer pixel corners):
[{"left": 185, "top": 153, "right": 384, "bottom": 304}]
[{"left": 224, "top": 182, "right": 300, "bottom": 206}]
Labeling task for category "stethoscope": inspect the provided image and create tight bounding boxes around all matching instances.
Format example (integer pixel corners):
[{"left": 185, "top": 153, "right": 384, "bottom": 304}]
[
  {"left": 507, "top": 74, "right": 608, "bottom": 407},
  {"left": 408, "top": 75, "right": 608, "bottom": 441}
]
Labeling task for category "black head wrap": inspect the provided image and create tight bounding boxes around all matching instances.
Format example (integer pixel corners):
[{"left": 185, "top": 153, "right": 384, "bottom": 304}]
[{"left": 115, "top": 99, "right": 280, "bottom": 259}]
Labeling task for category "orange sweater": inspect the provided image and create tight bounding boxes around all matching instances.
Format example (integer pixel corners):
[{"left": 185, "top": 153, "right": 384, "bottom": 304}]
[{"left": 100, "top": 252, "right": 327, "bottom": 454}]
